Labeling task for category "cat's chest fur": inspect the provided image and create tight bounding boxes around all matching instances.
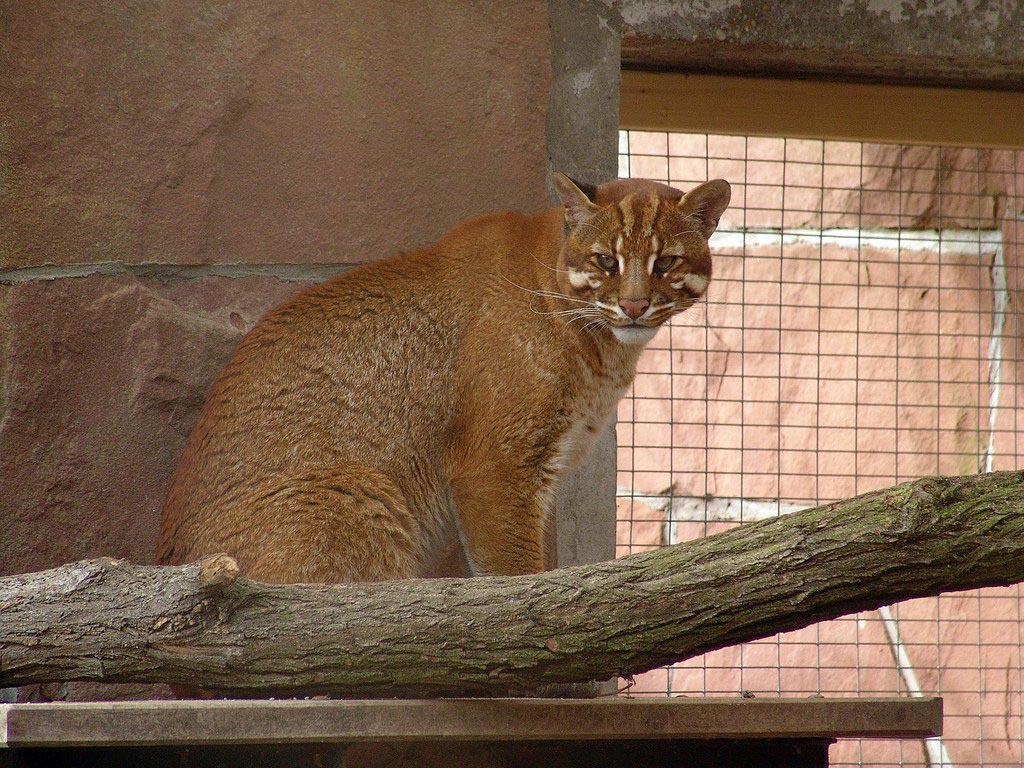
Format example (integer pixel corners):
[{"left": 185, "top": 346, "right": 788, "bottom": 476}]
[{"left": 547, "top": 342, "right": 639, "bottom": 474}]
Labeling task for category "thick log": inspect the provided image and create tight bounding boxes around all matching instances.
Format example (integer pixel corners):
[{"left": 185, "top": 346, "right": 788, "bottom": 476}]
[{"left": 2, "top": 471, "right": 1024, "bottom": 697}]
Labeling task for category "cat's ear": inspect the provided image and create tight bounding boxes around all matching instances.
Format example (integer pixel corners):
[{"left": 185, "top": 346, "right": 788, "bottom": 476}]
[
  {"left": 679, "top": 179, "right": 731, "bottom": 238},
  {"left": 552, "top": 172, "right": 601, "bottom": 228}
]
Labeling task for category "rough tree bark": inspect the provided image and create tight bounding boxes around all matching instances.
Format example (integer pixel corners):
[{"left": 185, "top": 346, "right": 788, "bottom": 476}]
[{"left": 2, "top": 471, "right": 1024, "bottom": 697}]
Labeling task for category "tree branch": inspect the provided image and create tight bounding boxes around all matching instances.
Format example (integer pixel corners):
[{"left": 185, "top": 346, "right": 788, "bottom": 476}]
[{"left": 2, "top": 471, "right": 1024, "bottom": 697}]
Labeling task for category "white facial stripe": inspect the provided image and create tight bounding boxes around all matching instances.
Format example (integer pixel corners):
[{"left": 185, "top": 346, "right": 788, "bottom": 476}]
[
  {"left": 674, "top": 273, "right": 709, "bottom": 295},
  {"left": 570, "top": 269, "right": 604, "bottom": 290},
  {"left": 568, "top": 269, "right": 590, "bottom": 290},
  {"left": 618, "top": 201, "right": 633, "bottom": 235},
  {"left": 646, "top": 253, "right": 656, "bottom": 275},
  {"left": 613, "top": 234, "right": 625, "bottom": 276},
  {"left": 684, "top": 273, "right": 709, "bottom": 294}
]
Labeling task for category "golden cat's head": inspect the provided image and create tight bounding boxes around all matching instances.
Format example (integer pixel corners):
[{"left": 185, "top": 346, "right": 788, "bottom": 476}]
[{"left": 552, "top": 174, "right": 731, "bottom": 345}]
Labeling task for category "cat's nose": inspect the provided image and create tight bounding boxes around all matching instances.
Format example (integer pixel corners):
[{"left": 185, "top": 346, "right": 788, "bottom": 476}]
[{"left": 619, "top": 298, "right": 650, "bottom": 320}]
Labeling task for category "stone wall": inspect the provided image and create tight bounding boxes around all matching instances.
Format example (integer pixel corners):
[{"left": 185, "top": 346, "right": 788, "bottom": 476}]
[{"left": 0, "top": 2, "right": 552, "bottom": 577}]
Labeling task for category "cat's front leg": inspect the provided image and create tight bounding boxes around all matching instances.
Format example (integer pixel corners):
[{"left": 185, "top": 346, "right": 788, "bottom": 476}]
[{"left": 451, "top": 461, "right": 554, "bottom": 576}]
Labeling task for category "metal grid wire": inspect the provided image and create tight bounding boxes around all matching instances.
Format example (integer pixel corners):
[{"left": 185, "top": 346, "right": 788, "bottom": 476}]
[{"left": 616, "top": 129, "right": 1024, "bottom": 767}]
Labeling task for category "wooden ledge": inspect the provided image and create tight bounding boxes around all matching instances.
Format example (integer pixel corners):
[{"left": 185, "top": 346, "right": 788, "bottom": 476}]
[
  {"left": 0, "top": 697, "right": 941, "bottom": 748},
  {"left": 620, "top": 70, "right": 1024, "bottom": 147}
]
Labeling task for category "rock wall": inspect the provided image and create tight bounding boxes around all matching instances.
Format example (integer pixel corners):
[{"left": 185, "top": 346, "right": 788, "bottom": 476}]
[{"left": 0, "top": 2, "right": 551, "bottom": 578}]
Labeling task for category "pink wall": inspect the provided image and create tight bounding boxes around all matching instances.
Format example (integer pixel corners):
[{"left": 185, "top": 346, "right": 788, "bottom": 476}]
[{"left": 617, "top": 131, "right": 1024, "bottom": 766}]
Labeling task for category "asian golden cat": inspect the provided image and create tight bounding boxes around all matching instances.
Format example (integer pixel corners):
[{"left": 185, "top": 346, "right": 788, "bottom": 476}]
[{"left": 157, "top": 175, "right": 730, "bottom": 583}]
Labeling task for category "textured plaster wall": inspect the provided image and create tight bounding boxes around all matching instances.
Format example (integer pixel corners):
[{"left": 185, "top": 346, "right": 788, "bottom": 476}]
[{"left": 0, "top": 2, "right": 552, "bottom": 579}]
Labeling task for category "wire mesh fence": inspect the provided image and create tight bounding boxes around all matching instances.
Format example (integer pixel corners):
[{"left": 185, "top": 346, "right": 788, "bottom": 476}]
[{"left": 616, "top": 129, "right": 1024, "bottom": 767}]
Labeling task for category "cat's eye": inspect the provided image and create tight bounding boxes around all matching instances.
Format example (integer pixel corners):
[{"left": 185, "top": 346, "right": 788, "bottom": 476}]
[
  {"left": 653, "top": 255, "right": 677, "bottom": 274},
  {"left": 592, "top": 253, "right": 617, "bottom": 273}
]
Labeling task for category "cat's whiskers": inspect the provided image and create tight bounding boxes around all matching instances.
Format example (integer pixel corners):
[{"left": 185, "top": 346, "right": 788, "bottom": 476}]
[
  {"left": 668, "top": 295, "right": 709, "bottom": 328},
  {"left": 576, "top": 317, "right": 610, "bottom": 338},
  {"left": 561, "top": 308, "right": 607, "bottom": 332},
  {"left": 500, "top": 276, "right": 596, "bottom": 307},
  {"left": 525, "top": 288, "right": 595, "bottom": 305},
  {"left": 669, "top": 225, "right": 702, "bottom": 240},
  {"left": 647, "top": 300, "right": 675, "bottom": 320},
  {"left": 563, "top": 309, "right": 603, "bottom": 326},
  {"left": 574, "top": 221, "right": 605, "bottom": 238},
  {"left": 529, "top": 252, "right": 572, "bottom": 275},
  {"left": 563, "top": 307, "right": 612, "bottom": 335},
  {"left": 517, "top": 287, "right": 606, "bottom": 330},
  {"left": 542, "top": 307, "right": 602, "bottom": 318},
  {"left": 533, "top": 307, "right": 604, "bottom": 325}
]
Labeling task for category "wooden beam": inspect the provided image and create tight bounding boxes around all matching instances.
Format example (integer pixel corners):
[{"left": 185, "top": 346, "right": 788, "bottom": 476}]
[
  {"left": 0, "top": 698, "right": 942, "bottom": 748},
  {"left": 620, "top": 70, "right": 1024, "bottom": 148}
]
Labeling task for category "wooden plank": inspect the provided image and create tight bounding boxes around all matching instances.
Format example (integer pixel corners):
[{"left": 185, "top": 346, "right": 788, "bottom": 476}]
[
  {"left": 0, "top": 697, "right": 941, "bottom": 748},
  {"left": 620, "top": 37, "right": 1024, "bottom": 93},
  {"left": 620, "top": 70, "right": 1024, "bottom": 148}
]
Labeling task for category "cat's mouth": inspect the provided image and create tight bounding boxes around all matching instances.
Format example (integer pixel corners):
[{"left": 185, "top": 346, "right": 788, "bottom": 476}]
[
  {"left": 592, "top": 300, "right": 666, "bottom": 344},
  {"left": 610, "top": 324, "right": 660, "bottom": 344},
  {"left": 603, "top": 304, "right": 671, "bottom": 344},
  {"left": 608, "top": 316, "right": 654, "bottom": 329}
]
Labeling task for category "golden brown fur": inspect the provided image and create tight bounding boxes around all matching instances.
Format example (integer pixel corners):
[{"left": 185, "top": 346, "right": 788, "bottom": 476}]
[{"left": 157, "top": 175, "right": 730, "bottom": 583}]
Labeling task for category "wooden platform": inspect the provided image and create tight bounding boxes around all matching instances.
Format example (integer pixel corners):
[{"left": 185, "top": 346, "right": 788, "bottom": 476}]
[{"left": 0, "top": 697, "right": 941, "bottom": 748}]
